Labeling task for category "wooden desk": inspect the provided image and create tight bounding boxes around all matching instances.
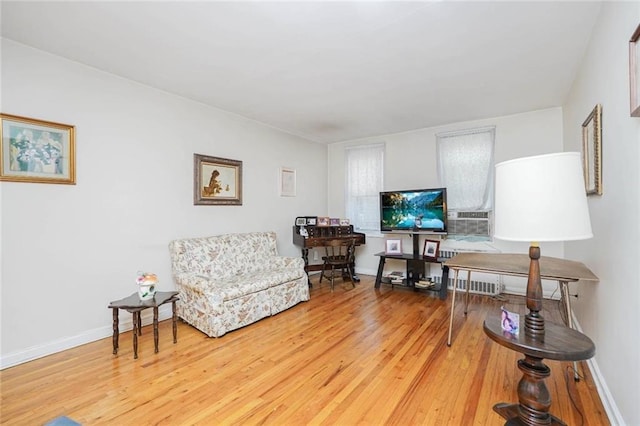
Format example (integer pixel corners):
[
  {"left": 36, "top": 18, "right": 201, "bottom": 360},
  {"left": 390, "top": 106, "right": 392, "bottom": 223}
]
[
  {"left": 108, "top": 291, "right": 179, "bottom": 359},
  {"left": 444, "top": 252, "right": 597, "bottom": 379},
  {"left": 292, "top": 225, "right": 366, "bottom": 281}
]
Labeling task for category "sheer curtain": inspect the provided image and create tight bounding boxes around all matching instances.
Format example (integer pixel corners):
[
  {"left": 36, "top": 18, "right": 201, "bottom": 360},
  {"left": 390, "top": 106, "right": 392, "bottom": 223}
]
[
  {"left": 436, "top": 127, "right": 495, "bottom": 211},
  {"left": 345, "top": 144, "right": 384, "bottom": 232}
]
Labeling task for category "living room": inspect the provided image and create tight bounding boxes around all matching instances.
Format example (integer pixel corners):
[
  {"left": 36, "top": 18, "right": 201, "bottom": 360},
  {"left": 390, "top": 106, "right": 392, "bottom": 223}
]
[{"left": 1, "top": 1, "right": 638, "bottom": 425}]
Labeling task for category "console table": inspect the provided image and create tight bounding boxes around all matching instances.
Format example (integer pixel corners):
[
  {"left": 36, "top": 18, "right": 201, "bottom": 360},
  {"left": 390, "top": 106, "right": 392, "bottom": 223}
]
[{"left": 108, "top": 291, "right": 179, "bottom": 359}]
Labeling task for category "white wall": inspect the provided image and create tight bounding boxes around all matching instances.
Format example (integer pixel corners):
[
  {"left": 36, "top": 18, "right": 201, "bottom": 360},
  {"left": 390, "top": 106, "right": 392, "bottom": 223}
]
[
  {"left": 0, "top": 40, "right": 327, "bottom": 367},
  {"left": 562, "top": 3, "right": 640, "bottom": 425},
  {"left": 328, "top": 107, "right": 567, "bottom": 294}
]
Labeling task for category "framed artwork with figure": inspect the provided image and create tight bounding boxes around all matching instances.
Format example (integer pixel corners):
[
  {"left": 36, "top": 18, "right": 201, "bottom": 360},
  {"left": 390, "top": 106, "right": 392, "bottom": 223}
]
[
  {"left": 0, "top": 113, "right": 76, "bottom": 184},
  {"left": 194, "top": 153, "right": 242, "bottom": 205}
]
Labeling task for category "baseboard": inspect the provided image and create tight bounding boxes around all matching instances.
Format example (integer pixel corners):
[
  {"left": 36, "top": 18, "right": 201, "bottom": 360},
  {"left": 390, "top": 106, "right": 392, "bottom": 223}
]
[
  {"left": 570, "top": 313, "right": 624, "bottom": 425},
  {"left": 0, "top": 305, "right": 174, "bottom": 370}
]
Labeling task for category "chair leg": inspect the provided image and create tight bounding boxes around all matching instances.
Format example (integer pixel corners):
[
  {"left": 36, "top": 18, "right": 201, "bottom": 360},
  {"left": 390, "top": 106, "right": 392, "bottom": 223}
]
[
  {"left": 330, "top": 265, "right": 335, "bottom": 292},
  {"left": 346, "top": 265, "right": 355, "bottom": 288}
]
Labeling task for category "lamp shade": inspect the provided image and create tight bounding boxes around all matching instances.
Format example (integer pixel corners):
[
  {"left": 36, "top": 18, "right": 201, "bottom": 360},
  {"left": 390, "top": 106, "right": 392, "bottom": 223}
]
[{"left": 494, "top": 152, "right": 593, "bottom": 242}]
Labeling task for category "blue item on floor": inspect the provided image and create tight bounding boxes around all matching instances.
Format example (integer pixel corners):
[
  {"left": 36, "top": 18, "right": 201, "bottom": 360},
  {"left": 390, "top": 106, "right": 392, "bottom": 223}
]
[{"left": 44, "top": 416, "right": 81, "bottom": 426}]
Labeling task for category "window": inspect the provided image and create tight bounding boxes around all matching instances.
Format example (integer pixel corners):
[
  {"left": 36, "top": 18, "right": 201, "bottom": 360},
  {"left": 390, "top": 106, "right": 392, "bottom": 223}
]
[
  {"left": 437, "top": 127, "right": 495, "bottom": 211},
  {"left": 345, "top": 144, "right": 384, "bottom": 233}
]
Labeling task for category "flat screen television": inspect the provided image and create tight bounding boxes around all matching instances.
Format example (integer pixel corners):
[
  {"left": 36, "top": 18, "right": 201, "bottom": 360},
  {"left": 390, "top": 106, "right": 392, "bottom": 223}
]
[{"left": 380, "top": 187, "right": 447, "bottom": 234}]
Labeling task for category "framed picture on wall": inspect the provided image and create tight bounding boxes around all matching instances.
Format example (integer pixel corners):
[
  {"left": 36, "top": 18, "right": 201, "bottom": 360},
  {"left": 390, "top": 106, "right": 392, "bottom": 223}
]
[
  {"left": 279, "top": 166, "right": 296, "bottom": 197},
  {"left": 0, "top": 113, "right": 76, "bottom": 184},
  {"left": 194, "top": 153, "right": 242, "bottom": 205},
  {"left": 581, "top": 104, "right": 602, "bottom": 196}
]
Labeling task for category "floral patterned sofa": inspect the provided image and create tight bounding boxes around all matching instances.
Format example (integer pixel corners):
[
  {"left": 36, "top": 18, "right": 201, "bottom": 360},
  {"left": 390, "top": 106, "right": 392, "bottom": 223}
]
[{"left": 168, "top": 232, "right": 309, "bottom": 337}]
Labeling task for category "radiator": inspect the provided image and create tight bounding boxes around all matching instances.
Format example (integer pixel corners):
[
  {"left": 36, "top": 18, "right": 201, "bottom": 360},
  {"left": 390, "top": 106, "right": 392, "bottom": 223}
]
[{"left": 434, "top": 249, "right": 505, "bottom": 296}]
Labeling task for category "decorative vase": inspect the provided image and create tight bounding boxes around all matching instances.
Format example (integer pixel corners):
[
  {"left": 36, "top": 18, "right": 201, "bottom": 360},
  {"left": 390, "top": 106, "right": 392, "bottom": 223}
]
[
  {"left": 138, "top": 281, "right": 157, "bottom": 301},
  {"left": 136, "top": 271, "right": 158, "bottom": 301}
]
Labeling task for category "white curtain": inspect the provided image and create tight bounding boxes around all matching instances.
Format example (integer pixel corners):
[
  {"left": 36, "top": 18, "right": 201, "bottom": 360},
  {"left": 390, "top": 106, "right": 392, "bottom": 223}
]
[
  {"left": 437, "top": 127, "right": 495, "bottom": 211},
  {"left": 345, "top": 144, "right": 384, "bottom": 232}
]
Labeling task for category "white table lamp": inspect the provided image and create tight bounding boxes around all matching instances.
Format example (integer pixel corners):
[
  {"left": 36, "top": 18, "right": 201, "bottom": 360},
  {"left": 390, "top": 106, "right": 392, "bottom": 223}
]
[{"left": 494, "top": 152, "right": 593, "bottom": 338}]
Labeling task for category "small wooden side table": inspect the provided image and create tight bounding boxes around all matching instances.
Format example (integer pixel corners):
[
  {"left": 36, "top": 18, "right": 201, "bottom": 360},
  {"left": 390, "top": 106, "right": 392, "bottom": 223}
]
[
  {"left": 108, "top": 291, "right": 179, "bottom": 359},
  {"left": 483, "top": 316, "right": 595, "bottom": 425}
]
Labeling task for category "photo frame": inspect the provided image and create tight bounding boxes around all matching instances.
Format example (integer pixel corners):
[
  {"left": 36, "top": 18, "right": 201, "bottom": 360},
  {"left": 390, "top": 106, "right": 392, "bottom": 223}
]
[
  {"left": 306, "top": 216, "right": 317, "bottom": 226},
  {"left": 330, "top": 218, "right": 340, "bottom": 226},
  {"left": 317, "top": 217, "right": 330, "bottom": 226},
  {"left": 194, "top": 153, "right": 242, "bottom": 205},
  {"left": 1, "top": 113, "right": 76, "bottom": 184},
  {"left": 423, "top": 239, "right": 440, "bottom": 260},
  {"left": 581, "top": 104, "right": 603, "bottom": 196},
  {"left": 339, "top": 218, "right": 350, "bottom": 226},
  {"left": 630, "top": 23, "right": 640, "bottom": 117},
  {"left": 385, "top": 239, "right": 403, "bottom": 255},
  {"left": 279, "top": 166, "right": 296, "bottom": 197},
  {"left": 295, "top": 217, "right": 306, "bottom": 226}
]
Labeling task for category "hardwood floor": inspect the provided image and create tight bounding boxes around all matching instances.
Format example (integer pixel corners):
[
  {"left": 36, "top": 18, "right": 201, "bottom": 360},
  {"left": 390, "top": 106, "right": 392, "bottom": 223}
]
[{"left": 1, "top": 275, "right": 609, "bottom": 425}]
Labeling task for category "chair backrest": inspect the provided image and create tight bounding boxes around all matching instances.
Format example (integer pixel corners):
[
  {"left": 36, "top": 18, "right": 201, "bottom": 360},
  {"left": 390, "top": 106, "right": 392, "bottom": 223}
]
[{"left": 324, "top": 238, "right": 356, "bottom": 263}]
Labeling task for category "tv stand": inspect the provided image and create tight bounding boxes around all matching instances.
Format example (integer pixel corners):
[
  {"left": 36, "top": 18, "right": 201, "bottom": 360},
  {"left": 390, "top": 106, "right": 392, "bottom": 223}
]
[{"left": 374, "top": 233, "right": 449, "bottom": 300}]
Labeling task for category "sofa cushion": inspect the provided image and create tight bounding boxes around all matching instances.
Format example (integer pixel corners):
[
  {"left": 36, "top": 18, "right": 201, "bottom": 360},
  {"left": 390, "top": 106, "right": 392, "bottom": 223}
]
[{"left": 210, "top": 268, "right": 304, "bottom": 301}]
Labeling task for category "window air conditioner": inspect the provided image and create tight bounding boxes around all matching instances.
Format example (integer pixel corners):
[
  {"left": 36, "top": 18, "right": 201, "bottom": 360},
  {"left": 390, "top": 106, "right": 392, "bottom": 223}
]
[{"left": 447, "top": 211, "right": 491, "bottom": 237}]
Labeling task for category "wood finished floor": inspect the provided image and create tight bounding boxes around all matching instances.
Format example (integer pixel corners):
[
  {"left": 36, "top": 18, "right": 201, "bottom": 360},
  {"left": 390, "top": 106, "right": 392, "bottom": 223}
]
[{"left": 0, "top": 274, "right": 609, "bottom": 425}]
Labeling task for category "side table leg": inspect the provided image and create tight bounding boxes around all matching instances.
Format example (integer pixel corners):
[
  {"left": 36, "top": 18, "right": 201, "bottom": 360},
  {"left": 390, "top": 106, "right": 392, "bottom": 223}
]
[
  {"left": 172, "top": 300, "right": 178, "bottom": 344},
  {"left": 492, "top": 355, "right": 566, "bottom": 426},
  {"left": 560, "top": 281, "right": 580, "bottom": 381},
  {"left": 132, "top": 312, "right": 139, "bottom": 359},
  {"left": 464, "top": 270, "right": 471, "bottom": 314},
  {"left": 153, "top": 307, "right": 159, "bottom": 353},
  {"left": 112, "top": 308, "right": 119, "bottom": 354},
  {"left": 447, "top": 268, "right": 460, "bottom": 346}
]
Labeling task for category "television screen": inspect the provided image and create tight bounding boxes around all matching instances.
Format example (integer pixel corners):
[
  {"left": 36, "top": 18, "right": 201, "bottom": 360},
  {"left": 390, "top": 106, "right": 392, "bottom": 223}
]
[{"left": 380, "top": 188, "right": 447, "bottom": 233}]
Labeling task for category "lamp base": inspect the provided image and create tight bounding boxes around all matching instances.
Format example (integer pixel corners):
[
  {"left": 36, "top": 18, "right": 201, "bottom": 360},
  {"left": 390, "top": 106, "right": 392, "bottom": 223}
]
[{"left": 493, "top": 402, "right": 566, "bottom": 426}]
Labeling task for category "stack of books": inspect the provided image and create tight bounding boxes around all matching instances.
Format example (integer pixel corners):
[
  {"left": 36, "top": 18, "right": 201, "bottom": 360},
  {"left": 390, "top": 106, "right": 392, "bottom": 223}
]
[
  {"left": 414, "top": 279, "right": 436, "bottom": 289},
  {"left": 384, "top": 271, "right": 405, "bottom": 284}
]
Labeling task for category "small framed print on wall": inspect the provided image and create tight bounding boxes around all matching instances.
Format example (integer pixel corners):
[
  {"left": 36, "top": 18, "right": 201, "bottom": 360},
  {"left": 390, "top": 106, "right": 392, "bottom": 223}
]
[{"left": 279, "top": 166, "right": 296, "bottom": 197}]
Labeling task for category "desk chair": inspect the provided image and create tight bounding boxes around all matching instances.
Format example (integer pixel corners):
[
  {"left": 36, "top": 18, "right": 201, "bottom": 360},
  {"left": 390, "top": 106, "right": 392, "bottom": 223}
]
[{"left": 319, "top": 238, "right": 356, "bottom": 291}]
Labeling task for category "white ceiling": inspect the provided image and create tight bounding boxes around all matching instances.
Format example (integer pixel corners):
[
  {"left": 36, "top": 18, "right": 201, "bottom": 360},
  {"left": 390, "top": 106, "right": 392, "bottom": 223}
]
[{"left": 1, "top": 1, "right": 602, "bottom": 144}]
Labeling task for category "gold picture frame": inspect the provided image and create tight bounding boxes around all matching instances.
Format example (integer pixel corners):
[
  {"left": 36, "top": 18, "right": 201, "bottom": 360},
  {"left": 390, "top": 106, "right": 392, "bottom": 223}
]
[
  {"left": 194, "top": 154, "right": 242, "bottom": 205},
  {"left": 581, "top": 104, "right": 602, "bottom": 196},
  {"left": 630, "top": 23, "right": 640, "bottom": 117},
  {"left": 0, "top": 113, "right": 76, "bottom": 184}
]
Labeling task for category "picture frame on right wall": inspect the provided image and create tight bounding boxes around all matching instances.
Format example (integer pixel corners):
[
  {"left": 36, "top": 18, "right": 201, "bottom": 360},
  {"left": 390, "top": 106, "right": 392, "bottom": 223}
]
[
  {"left": 581, "top": 104, "right": 603, "bottom": 196},
  {"left": 629, "top": 23, "right": 640, "bottom": 117}
]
